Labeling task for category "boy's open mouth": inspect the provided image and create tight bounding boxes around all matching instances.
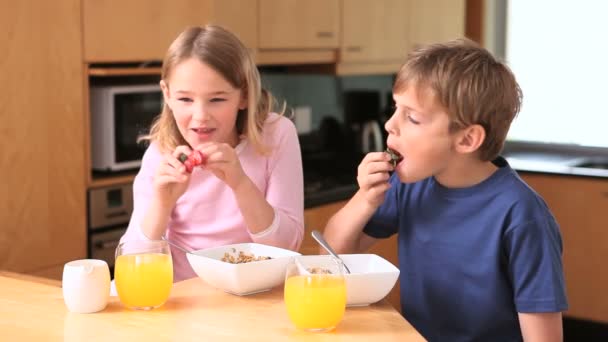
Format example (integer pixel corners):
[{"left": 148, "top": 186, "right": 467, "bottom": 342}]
[{"left": 386, "top": 148, "right": 403, "bottom": 167}]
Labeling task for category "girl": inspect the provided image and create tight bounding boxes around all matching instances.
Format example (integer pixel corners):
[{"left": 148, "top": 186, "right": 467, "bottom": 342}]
[{"left": 120, "top": 25, "right": 304, "bottom": 281}]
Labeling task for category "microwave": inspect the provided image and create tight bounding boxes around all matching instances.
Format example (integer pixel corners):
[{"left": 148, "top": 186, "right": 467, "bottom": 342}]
[{"left": 90, "top": 84, "right": 162, "bottom": 171}]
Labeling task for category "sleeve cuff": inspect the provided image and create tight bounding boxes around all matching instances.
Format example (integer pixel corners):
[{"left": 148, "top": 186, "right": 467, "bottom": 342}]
[{"left": 249, "top": 209, "right": 280, "bottom": 239}]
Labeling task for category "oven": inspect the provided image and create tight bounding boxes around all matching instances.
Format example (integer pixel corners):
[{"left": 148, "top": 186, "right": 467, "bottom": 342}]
[{"left": 87, "top": 183, "right": 133, "bottom": 274}]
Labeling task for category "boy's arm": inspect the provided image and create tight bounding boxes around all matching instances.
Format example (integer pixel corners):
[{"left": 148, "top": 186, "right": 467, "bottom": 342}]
[
  {"left": 323, "top": 190, "right": 379, "bottom": 254},
  {"left": 518, "top": 312, "right": 563, "bottom": 342}
]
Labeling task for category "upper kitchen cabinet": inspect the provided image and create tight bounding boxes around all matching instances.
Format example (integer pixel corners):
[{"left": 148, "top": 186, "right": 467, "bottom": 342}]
[
  {"left": 408, "top": 0, "right": 466, "bottom": 48},
  {"left": 337, "top": 0, "right": 409, "bottom": 74},
  {"left": 257, "top": 0, "right": 339, "bottom": 65},
  {"left": 83, "top": 0, "right": 257, "bottom": 63},
  {"left": 259, "top": 0, "right": 339, "bottom": 49}
]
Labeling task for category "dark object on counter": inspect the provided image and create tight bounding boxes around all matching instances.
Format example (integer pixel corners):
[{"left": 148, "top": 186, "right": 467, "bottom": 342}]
[{"left": 344, "top": 90, "right": 384, "bottom": 154}]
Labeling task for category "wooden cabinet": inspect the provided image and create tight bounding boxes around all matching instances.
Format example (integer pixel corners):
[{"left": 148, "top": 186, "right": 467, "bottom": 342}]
[
  {"left": 337, "top": 0, "right": 466, "bottom": 75},
  {"left": 303, "top": 201, "right": 402, "bottom": 312},
  {"left": 1, "top": 0, "right": 87, "bottom": 275},
  {"left": 258, "top": 0, "right": 339, "bottom": 49},
  {"left": 520, "top": 173, "right": 608, "bottom": 323},
  {"left": 408, "top": 0, "right": 466, "bottom": 48},
  {"left": 83, "top": 0, "right": 257, "bottom": 62},
  {"left": 340, "top": 0, "right": 409, "bottom": 63}
]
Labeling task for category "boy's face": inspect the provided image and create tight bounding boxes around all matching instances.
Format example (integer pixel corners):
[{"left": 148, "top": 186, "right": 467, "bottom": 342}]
[
  {"left": 160, "top": 57, "right": 247, "bottom": 149},
  {"left": 385, "top": 86, "right": 459, "bottom": 183}
]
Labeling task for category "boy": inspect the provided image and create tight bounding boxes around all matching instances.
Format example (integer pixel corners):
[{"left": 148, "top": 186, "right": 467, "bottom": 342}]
[{"left": 323, "top": 39, "right": 567, "bottom": 341}]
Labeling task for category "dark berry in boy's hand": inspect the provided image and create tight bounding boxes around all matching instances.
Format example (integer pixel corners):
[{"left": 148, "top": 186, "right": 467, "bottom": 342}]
[{"left": 178, "top": 151, "right": 206, "bottom": 173}]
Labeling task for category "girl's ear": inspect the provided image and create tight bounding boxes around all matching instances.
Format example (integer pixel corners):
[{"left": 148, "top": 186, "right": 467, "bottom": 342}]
[
  {"left": 160, "top": 80, "right": 171, "bottom": 109},
  {"left": 238, "top": 94, "right": 248, "bottom": 110},
  {"left": 454, "top": 124, "right": 486, "bottom": 154}
]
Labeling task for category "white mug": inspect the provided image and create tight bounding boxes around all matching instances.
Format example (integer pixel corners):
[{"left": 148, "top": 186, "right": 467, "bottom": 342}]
[{"left": 62, "top": 259, "right": 110, "bottom": 313}]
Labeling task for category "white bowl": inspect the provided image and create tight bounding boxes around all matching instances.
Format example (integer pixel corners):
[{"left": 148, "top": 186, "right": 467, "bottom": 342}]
[
  {"left": 294, "top": 254, "right": 400, "bottom": 306},
  {"left": 187, "top": 243, "right": 301, "bottom": 296}
]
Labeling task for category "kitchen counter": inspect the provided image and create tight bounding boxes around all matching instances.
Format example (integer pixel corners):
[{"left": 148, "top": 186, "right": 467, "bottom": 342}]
[
  {"left": 504, "top": 142, "right": 608, "bottom": 178},
  {"left": 0, "top": 271, "right": 424, "bottom": 340}
]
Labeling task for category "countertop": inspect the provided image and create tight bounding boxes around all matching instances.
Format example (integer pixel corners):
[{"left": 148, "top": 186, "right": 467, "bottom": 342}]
[
  {"left": 504, "top": 142, "right": 608, "bottom": 178},
  {"left": 0, "top": 271, "right": 424, "bottom": 340}
]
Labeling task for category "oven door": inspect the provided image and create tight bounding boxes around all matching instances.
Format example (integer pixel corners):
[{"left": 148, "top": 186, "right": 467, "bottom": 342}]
[{"left": 89, "top": 227, "right": 126, "bottom": 275}]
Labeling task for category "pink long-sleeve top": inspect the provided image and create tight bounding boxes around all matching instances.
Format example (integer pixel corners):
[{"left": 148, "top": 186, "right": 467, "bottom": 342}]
[{"left": 120, "top": 113, "right": 304, "bottom": 281}]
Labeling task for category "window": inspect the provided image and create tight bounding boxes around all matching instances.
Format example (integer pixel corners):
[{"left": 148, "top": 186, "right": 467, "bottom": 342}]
[{"left": 503, "top": 0, "right": 608, "bottom": 149}]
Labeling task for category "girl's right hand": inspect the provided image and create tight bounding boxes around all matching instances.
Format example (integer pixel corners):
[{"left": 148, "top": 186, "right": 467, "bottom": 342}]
[
  {"left": 356, "top": 152, "right": 394, "bottom": 208},
  {"left": 153, "top": 145, "right": 193, "bottom": 207}
]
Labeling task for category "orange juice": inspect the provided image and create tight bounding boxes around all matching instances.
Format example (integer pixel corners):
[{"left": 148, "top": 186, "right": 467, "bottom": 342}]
[
  {"left": 114, "top": 253, "right": 173, "bottom": 309},
  {"left": 284, "top": 275, "right": 346, "bottom": 331}
]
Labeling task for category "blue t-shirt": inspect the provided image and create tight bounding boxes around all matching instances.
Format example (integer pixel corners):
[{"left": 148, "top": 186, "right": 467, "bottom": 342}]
[{"left": 363, "top": 157, "right": 568, "bottom": 341}]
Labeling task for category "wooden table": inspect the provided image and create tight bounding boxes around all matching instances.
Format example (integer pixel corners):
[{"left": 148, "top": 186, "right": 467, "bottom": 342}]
[{"left": 0, "top": 271, "right": 424, "bottom": 341}]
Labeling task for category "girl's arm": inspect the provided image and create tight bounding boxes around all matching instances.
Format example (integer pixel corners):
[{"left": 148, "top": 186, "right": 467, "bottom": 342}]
[{"left": 237, "top": 116, "right": 304, "bottom": 251}]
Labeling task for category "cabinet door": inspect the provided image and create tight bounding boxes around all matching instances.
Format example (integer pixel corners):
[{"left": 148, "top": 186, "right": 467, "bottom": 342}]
[
  {"left": 408, "top": 0, "right": 465, "bottom": 47},
  {"left": 341, "top": 0, "right": 409, "bottom": 63},
  {"left": 83, "top": 0, "right": 257, "bottom": 62},
  {"left": 1, "top": 0, "right": 86, "bottom": 273},
  {"left": 259, "top": 0, "right": 339, "bottom": 49},
  {"left": 521, "top": 173, "right": 608, "bottom": 323}
]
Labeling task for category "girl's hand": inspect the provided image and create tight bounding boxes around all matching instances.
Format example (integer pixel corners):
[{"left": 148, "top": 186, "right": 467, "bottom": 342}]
[
  {"left": 356, "top": 152, "right": 394, "bottom": 208},
  {"left": 197, "top": 142, "right": 248, "bottom": 191},
  {"left": 153, "top": 145, "right": 193, "bottom": 207}
]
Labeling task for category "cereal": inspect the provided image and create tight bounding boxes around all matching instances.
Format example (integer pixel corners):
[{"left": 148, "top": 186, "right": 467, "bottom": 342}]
[
  {"left": 221, "top": 248, "right": 272, "bottom": 264},
  {"left": 307, "top": 267, "right": 332, "bottom": 274}
]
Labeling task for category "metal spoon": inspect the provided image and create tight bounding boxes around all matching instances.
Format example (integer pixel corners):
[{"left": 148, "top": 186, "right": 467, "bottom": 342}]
[
  {"left": 161, "top": 236, "right": 192, "bottom": 254},
  {"left": 311, "top": 230, "right": 351, "bottom": 274}
]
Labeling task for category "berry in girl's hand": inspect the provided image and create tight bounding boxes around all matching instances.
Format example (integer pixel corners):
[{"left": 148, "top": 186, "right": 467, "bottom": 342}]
[{"left": 178, "top": 151, "right": 206, "bottom": 173}]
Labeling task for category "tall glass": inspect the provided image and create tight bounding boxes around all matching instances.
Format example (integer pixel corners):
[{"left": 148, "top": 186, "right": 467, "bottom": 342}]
[
  {"left": 284, "top": 256, "right": 347, "bottom": 332},
  {"left": 114, "top": 240, "right": 173, "bottom": 310}
]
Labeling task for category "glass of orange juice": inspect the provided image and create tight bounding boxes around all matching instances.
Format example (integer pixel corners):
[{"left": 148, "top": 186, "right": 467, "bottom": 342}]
[
  {"left": 114, "top": 240, "right": 173, "bottom": 310},
  {"left": 284, "top": 256, "right": 347, "bottom": 332}
]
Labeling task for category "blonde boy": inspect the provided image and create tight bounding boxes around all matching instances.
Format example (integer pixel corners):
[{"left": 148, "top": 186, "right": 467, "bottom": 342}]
[{"left": 324, "top": 39, "right": 567, "bottom": 341}]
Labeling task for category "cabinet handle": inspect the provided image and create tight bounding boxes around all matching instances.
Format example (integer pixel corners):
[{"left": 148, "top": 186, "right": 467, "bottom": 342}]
[
  {"left": 316, "top": 31, "right": 334, "bottom": 38},
  {"left": 346, "top": 46, "right": 362, "bottom": 52}
]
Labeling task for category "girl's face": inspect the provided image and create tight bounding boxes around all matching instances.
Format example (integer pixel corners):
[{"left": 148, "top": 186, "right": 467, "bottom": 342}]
[
  {"left": 385, "top": 86, "right": 459, "bottom": 183},
  {"left": 161, "top": 57, "right": 246, "bottom": 148}
]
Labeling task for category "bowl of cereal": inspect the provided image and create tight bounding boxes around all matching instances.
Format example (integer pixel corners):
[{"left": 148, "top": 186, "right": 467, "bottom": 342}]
[{"left": 186, "top": 243, "right": 301, "bottom": 295}]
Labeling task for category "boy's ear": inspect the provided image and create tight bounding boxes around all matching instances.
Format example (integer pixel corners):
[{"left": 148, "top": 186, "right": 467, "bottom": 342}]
[
  {"left": 454, "top": 124, "right": 486, "bottom": 154},
  {"left": 160, "top": 80, "right": 171, "bottom": 109}
]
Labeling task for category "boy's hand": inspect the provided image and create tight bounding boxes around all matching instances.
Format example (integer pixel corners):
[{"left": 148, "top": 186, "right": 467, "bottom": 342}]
[
  {"left": 153, "top": 145, "right": 193, "bottom": 207},
  {"left": 356, "top": 152, "right": 394, "bottom": 208},
  {"left": 197, "top": 142, "right": 248, "bottom": 191}
]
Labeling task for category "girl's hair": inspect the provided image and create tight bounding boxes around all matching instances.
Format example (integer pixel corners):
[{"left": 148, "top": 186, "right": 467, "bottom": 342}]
[
  {"left": 394, "top": 38, "right": 523, "bottom": 161},
  {"left": 141, "top": 25, "right": 284, "bottom": 154}
]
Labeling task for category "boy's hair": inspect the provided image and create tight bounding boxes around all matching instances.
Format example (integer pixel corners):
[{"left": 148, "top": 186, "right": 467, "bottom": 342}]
[
  {"left": 394, "top": 38, "right": 522, "bottom": 161},
  {"left": 142, "top": 25, "right": 283, "bottom": 154}
]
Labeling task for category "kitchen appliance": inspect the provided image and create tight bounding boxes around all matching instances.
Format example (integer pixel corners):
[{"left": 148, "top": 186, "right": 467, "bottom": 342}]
[
  {"left": 88, "top": 184, "right": 133, "bottom": 272},
  {"left": 90, "top": 84, "right": 162, "bottom": 172},
  {"left": 343, "top": 90, "right": 384, "bottom": 154}
]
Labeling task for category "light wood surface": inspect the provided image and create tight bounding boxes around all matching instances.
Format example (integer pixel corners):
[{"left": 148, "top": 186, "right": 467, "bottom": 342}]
[
  {"left": 521, "top": 173, "right": 608, "bottom": 323},
  {"left": 0, "top": 0, "right": 87, "bottom": 273},
  {"left": 303, "top": 201, "right": 402, "bottom": 312},
  {"left": 259, "top": 0, "right": 340, "bottom": 49},
  {"left": 83, "top": 0, "right": 257, "bottom": 63},
  {"left": 0, "top": 272, "right": 424, "bottom": 340},
  {"left": 408, "top": 0, "right": 466, "bottom": 47},
  {"left": 340, "top": 0, "right": 409, "bottom": 63}
]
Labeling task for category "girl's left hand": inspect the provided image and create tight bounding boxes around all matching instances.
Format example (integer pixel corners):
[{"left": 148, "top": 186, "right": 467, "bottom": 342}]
[{"left": 197, "top": 142, "right": 248, "bottom": 190}]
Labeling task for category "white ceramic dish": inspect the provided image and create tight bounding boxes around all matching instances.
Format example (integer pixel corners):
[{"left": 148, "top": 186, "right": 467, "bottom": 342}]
[
  {"left": 294, "top": 254, "right": 400, "bottom": 306},
  {"left": 187, "top": 243, "right": 301, "bottom": 296}
]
